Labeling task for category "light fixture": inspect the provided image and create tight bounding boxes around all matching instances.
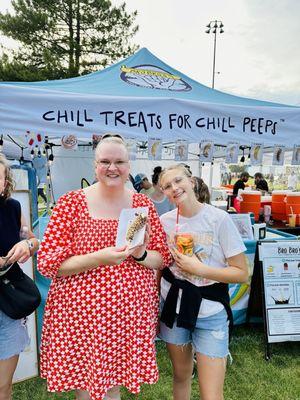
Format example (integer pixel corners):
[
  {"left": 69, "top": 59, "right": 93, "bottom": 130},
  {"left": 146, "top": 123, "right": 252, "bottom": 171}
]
[
  {"left": 48, "top": 153, "right": 54, "bottom": 165},
  {"left": 0, "top": 135, "right": 3, "bottom": 151},
  {"left": 205, "top": 20, "right": 224, "bottom": 89},
  {"left": 240, "top": 148, "right": 245, "bottom": 163},
  {"left": 30, "top": 149, "right": 35, "bottom": 159},
  {"left": 20, "top": 148, "right": 25, "bottom": 164}
]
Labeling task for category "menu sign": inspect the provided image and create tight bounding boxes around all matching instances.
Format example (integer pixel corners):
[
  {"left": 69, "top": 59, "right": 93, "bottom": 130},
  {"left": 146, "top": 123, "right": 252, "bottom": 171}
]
[{"left": 258, "top": 241, "right": 300, "bottom": 344}]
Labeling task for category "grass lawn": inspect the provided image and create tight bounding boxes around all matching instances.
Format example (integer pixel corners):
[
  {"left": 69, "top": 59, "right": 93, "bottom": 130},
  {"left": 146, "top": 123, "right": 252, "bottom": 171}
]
[{"left": 13, "top": 325, "right": 299, "bottom": 400}]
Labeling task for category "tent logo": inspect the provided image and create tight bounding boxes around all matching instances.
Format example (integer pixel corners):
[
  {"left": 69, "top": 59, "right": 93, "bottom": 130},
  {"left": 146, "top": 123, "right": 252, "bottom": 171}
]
[{"left": 120, "top": 64, "right": 192, "bottom": 92}]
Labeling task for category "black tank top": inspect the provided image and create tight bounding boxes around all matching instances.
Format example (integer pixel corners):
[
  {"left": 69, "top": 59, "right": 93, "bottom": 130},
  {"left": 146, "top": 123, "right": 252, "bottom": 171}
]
[{"left": 0, "top": 197, "right": 21, "bottom": 257}]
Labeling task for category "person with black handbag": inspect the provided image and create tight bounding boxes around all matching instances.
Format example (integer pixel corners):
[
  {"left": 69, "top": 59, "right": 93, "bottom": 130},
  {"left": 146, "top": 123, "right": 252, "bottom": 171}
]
[{"left": 0, "top": 154, "right": 40, "bottom": 400}]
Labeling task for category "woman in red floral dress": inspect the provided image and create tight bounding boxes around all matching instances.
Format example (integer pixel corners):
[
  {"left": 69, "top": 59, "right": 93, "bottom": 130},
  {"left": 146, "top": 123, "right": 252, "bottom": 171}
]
[{"left": 38, "top": 135, "right": 172, "bottom": 400}]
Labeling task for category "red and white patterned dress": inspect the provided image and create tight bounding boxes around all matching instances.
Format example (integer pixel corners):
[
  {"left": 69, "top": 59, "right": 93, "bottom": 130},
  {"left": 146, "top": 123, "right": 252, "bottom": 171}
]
[{"left": 38, "top": 190, "right": 172, "bottom": 400}]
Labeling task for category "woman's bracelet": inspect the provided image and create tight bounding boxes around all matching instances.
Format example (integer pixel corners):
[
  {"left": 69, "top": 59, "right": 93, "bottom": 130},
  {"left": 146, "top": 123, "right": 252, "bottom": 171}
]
[{"left": 132, "top": 250, "right": 148, "bottom": 262}]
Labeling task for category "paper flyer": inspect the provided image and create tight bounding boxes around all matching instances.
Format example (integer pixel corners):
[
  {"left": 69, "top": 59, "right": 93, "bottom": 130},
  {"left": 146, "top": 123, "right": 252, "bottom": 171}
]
[
  {"left": 175, "top": 139, "right": 188, "bottom": 161},
  {"left": 291, "top": 144, "right": 300, "bottom": 165},
  {"left": 250, "top": 142, "right": 263, "bottom": 165},
  {"left": 225, "top": 142, "right": 239, "bottom": 164},
  {"left": 230, "top": 214, "right": 254, "bottom": 240},
  {"left": 272, "top": 145, "right": 285, "bottom": 166},
  {"left": 126, "top": 138, "right": 137, "bottom": 160},
  {"left": 199, "top": 140, "right": 213, "bottom": 162},
  {"left": 148, "top": 138, "right": 162, "bottom": 160}
]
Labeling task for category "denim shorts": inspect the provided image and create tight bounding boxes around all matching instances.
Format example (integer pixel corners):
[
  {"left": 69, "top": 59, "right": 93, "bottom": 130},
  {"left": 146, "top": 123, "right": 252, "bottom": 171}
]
[
  {"left": 0, "top": 310, "right": 30, "bottom": 360},
  {"left": 159, "top": 307, "right": 229, "bottom": 358}
]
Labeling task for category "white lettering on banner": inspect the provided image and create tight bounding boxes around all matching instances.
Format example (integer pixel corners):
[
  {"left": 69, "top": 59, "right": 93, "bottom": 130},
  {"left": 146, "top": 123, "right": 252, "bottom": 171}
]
[{"left": 41, "top": 109, "right": 280, "bottom": 136}]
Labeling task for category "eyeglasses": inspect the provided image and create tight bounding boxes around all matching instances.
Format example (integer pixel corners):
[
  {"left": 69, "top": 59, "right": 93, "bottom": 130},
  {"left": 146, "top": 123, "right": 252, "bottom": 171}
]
[
  {"left": 161, "top": 176, "right": 184, "bottom": 192},
  {"left": 96, "top": 159, "right": 129, "bottom": 169},
  {"left": 101, "top": 133, "right": 124, "bottom": 142}
]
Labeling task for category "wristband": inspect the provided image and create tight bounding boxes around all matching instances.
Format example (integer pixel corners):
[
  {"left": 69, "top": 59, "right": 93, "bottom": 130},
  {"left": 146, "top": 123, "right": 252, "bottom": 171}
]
[
  {"left": 132, "top": 250, "right": 148, "bottom": 262},
  {"left": 25, "top": 239, "right": 34, "bottom": 251}
]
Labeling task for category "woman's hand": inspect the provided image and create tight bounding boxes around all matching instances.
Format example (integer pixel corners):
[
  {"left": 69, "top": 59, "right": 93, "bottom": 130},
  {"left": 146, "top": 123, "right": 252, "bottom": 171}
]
[
  {"left": 171, "top": 248, "right": 203, "bottom": 276},
  {"left": 0, "top": 257, "right": 9, "bottom": 269},
  {"left": 5, "top": 241, "right": 31, "bottom": 265},
  {"left": 97, "top": 246, "right": 130, "bottom": 266},
  {"left": 129, "top": 222, "right": 151, "bottom": 259}
]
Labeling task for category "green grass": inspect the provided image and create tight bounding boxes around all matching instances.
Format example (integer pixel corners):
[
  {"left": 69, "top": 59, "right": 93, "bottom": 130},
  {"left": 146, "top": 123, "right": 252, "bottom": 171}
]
[{"left": 13, "top": 325, "right": 300, "bottom": 400}]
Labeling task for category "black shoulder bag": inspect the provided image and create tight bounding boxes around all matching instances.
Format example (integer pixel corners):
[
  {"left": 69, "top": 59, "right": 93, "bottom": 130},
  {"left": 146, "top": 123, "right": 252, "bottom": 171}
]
[{"left": 0, "top": 262, "right": 41, "bottom": 320}]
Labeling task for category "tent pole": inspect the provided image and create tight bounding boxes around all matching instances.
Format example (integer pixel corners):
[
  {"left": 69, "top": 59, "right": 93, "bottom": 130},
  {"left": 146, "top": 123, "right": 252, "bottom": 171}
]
[
  {"left": 209, "top": 161, "right": 213, "bottom": 191},
  {"left": 198, "top": 158, "right": 202, "bottom": 178}
]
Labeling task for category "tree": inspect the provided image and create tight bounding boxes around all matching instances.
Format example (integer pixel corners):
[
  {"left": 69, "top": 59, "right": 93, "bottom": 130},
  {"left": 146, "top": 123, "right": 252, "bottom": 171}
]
[{"left": 0, "top": 0, "right": 138, "bottom": 81}]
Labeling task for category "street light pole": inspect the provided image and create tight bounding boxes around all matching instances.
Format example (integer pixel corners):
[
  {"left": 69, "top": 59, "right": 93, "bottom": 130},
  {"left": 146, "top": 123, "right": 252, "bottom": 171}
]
[{"left": 206, "top": 20, "right": 224, "bottom": 89}]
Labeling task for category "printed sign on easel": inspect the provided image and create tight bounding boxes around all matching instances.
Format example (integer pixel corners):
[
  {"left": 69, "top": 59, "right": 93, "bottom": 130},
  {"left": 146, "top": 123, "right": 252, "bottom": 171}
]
[{"left": 258, "top": 241, "right": 300, "bottom": 358}]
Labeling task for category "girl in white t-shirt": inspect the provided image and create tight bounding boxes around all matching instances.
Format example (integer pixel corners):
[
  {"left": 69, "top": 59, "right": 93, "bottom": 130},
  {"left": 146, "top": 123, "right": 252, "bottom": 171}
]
[{"left": 158, "top": 164, "right": 248, "bottom": 400}]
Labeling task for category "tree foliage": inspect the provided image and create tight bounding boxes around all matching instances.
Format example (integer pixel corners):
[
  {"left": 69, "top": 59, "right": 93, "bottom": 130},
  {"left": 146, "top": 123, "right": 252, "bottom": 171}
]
[{"left": 0, "top": 0, "right": 138, "bottom": 81}]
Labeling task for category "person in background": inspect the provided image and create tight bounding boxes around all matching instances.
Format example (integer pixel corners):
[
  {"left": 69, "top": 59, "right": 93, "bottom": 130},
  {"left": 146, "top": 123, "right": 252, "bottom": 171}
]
[
  {"left": 269, "top": 173, "right": 274, "bottom": 190},
  {"left": 228, "top": 172, "right": 232, "bottom": 185},
  {"left": 193, "top": 177, "right": 210, "bottom": 204},
  {"left": 158, "top": 164, "right": 248, "bottom": 400},
  {"left": 254, "top": 172, "right": 269, "bottom": 193},
  {"left": 38, "top": 135, "right": 172, "bottom": 400},
  {"left": 232, "top": 171, "right": 249, "bottom": 196},
  {"left": 287, "top": 170, "right": 297, "bottom": 191},
  {"left": 38, "top": 182, "right": 47, "bottom": 204},
  {"left": 134, "top": 173, "right": 155, "bottom": 197},
  {"left": 0, "top": 154, "right": 39, "bottom": 400},
  {"left": 149, "top": 166, "right": 174, "bottom": 216},
  {"left": 125, "top": 173, "right": 136, "bottom": 191}
]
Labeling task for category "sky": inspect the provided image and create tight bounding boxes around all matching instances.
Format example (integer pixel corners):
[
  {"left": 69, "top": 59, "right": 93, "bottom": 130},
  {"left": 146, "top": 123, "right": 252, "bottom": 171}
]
[{"left": 0, "top": 0, "right": 299, "bottom": 106}]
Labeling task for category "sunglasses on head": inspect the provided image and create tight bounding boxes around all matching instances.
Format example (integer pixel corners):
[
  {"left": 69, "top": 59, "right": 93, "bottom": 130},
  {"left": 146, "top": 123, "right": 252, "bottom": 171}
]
[{"left": 101, "top": 133, "right": 124, "bottom": 142}]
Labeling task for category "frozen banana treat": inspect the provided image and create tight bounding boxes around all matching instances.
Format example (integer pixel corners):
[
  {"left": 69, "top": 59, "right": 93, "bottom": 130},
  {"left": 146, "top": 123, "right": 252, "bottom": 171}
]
[
  {"left": 126, "top": 213, "right": 147, "bottom": 243},
  {"left": 116, "top": 207, "right": 149, "bottom": 249}
]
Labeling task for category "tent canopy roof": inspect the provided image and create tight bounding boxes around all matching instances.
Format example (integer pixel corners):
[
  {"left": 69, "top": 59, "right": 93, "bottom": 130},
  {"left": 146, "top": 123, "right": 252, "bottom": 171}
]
[
  {"left": 2, "top": 47, "right": 291, "bottom": 107},
  {"left": 1, "top": 48, "right": 299, "bottom": 145}
]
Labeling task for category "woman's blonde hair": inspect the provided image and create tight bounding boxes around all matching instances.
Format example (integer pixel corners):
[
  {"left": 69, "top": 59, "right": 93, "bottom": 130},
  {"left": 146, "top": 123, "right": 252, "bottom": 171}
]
[
  {"left": 158, "top": 163, "right": 192, "bottom": 186},
  {"left": 0, "top": 153, "right": 15, "bottom": 199},
  {"left": 95, "top": 134, "right": 128, "bottom": 159}
]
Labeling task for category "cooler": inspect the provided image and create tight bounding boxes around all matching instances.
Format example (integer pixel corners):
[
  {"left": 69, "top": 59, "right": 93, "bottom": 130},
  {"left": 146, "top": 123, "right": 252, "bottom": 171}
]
[
  {"left": 272, "top": 190, "right": 290, "bottom": 221},
  {"left": 239, "top": 191, "right": 261, "bottom": 221}
]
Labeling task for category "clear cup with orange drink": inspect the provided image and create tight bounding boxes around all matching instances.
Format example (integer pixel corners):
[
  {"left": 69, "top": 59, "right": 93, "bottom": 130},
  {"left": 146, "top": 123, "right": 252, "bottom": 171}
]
[{"left": 175, "top": 233, "right": 194, "bottom": 256}]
